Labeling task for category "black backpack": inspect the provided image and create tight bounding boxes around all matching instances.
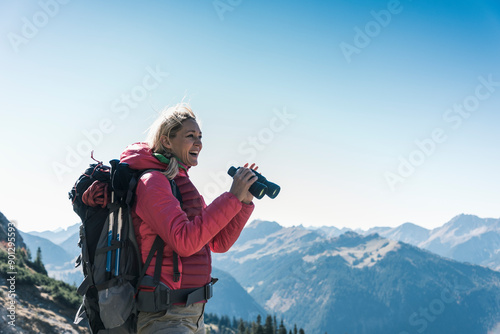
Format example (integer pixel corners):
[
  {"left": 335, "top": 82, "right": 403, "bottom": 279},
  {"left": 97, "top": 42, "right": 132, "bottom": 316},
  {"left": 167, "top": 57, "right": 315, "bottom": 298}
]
[{"left": 69, "top": 156, "right": 182, "bottom": 333}]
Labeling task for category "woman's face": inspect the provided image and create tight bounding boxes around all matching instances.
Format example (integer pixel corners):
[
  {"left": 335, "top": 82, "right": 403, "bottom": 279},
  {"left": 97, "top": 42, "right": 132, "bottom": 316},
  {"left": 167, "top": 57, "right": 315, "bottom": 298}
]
[{"left": 163, "top": 118, "right": 202, "bottom": 167}]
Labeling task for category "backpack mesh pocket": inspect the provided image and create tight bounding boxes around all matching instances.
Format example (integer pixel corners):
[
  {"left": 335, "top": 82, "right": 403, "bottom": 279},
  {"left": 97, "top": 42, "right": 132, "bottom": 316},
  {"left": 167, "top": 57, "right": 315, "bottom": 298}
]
[{"left": 98, "top": 282, "right": 135, "bottom": 328}]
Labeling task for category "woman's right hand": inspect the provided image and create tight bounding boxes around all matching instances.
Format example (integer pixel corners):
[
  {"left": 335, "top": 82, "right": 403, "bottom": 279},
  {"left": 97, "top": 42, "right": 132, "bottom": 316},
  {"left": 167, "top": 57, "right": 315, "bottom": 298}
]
[{"left": 229, "top": 164, "right": 258, "bottom": 204}]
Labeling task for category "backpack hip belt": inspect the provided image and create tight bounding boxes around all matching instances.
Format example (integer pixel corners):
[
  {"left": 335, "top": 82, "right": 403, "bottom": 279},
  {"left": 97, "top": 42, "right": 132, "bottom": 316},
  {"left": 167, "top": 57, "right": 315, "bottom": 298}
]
[{"left": 136, "top": 277, "right": 218, "bottom": 312}]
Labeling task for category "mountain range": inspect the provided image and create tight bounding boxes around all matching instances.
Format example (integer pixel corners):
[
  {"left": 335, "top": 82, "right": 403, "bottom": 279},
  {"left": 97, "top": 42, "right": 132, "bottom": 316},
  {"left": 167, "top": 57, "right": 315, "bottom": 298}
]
[
  {"left": 7, "top": 213, "right": 500, "bottom": 333},
  {"left": 302, "top": 214, "right": 500, "bottom": 272},
  {"left": 361, "top": 214, "right": 500, "bottom": 271},
  {"left": 213, "top": 219, "right": 500, "bottom": 334},
  {"left": 26, "top": 224, "right": 80, "bottom": 245},
  {"left": 23, "top": 214, "right": 500, "bottom": 285},
  {"left": 19, "top": 227, "right": 82, "bottom": 285}
]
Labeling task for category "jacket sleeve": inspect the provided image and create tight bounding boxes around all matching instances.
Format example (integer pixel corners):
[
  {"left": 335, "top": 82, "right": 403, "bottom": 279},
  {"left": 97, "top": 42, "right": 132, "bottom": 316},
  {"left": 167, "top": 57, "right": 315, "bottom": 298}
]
[
  {"left": 209, "top": 202, "right": 254, "bottom": 253},
  {"left": 134, "top": 171, "right": 243, "bottom": 257}
]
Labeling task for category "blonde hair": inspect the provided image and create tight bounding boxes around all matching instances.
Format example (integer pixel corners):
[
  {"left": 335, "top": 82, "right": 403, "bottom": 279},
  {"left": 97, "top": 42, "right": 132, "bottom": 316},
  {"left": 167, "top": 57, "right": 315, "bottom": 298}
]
[{"left": 147, "top": 102, "right": 197, "bottom": 179}]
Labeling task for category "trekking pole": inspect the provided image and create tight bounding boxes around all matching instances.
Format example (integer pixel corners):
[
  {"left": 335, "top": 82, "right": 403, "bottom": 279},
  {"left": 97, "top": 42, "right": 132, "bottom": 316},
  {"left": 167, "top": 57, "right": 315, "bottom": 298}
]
[
  {"left": 106, "top": 192, "right": 115, "bottom": 279},
  {"left": 114, "top": 206, "right": 122, "bottom": 277}
]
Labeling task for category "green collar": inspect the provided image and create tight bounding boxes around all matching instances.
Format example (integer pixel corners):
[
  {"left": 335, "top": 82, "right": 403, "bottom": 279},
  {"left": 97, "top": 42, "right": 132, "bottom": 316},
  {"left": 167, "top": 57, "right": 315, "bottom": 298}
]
[{"left": 153, "top": 153, "right": 187, "bottom": 171}]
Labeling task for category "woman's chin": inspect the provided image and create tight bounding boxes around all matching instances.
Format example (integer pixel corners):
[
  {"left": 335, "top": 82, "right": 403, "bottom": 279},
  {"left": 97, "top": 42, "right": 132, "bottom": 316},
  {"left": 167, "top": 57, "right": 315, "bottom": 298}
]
[{"left": 186, "top": 158, "right": 198, "bottom": 167}]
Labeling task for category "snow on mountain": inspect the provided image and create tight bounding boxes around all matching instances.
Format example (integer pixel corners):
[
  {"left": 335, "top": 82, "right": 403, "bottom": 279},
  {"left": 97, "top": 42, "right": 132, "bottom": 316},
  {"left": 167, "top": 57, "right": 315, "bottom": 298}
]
[
  {"left": 379, "top": 222, "right": 430, "bottom": 245},
  {"left": 422, "top": 214, "right": 500, "bottom": 248},
  {"left": 421, "top": 214, "right": 500, "bottom": 270},
  {"left": 310, "top": 214, "right": 500, "bottom": 271},
  {"left": 371, "top": 214, "right": 500, "bottom": 271},
  {"left": 303, "top": 237, "right": 400, "bottom": 268}
]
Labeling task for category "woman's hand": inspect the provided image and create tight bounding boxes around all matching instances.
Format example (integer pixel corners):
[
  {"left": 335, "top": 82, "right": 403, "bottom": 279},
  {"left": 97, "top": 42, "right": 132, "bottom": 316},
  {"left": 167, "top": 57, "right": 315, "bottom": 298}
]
[{"left": 229, "top": 163, "right": 259, "bottom": 204}]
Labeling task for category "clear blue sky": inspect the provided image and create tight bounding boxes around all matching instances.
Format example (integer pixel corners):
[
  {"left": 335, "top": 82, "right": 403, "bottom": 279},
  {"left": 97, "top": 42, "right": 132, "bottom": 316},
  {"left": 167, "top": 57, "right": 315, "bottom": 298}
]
[{"left": 1, "top": 0, "right": 499, "bottom": 232}]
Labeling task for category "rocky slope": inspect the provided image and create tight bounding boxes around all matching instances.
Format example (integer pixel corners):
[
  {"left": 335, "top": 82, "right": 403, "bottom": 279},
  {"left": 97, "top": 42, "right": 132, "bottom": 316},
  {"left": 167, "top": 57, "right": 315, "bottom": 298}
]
[{"left": 0, "top": 211, "right": 87, "bottom": 333}]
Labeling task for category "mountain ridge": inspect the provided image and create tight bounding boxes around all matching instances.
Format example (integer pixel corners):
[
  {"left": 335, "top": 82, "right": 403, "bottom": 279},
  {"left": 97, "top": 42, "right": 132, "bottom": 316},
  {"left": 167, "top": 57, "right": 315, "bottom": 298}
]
[
  {"left": 213, "top": 219, "right": 500, "bottom": 334},
  {"left": 310, "top": 213, "right": 500, "bottom": 271},
  {"left": 26, "top": 223, "right": 80, "bottom": 246},
  {"left": 13, "top": 213, "right": 500, "bottom": 333}
]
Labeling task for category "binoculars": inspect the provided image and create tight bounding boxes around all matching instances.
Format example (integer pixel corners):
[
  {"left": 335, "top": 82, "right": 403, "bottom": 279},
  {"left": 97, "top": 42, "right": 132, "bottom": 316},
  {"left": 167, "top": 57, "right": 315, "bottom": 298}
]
[{"left": 227, "top": 166, "right": 280, "bottom": 200}]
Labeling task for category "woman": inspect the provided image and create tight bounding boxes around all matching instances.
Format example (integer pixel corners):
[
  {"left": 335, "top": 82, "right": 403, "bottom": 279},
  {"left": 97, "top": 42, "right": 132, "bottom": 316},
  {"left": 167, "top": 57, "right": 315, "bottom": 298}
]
[{"left": 120, "top": 103, "right": 257, "bottom": 333}]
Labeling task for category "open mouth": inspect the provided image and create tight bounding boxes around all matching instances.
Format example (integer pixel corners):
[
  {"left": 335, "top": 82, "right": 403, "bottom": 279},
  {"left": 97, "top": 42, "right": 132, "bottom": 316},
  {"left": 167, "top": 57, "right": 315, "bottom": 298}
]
[{"left": 189, "top": 151, "right": 199, "bottom": 157}]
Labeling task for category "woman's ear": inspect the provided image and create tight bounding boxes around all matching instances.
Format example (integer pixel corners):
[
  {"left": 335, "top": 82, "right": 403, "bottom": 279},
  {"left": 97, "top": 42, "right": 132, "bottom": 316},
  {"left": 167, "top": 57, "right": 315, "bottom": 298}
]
[{"left": 161, "top": 135, "right": 172, "bottom": 150}]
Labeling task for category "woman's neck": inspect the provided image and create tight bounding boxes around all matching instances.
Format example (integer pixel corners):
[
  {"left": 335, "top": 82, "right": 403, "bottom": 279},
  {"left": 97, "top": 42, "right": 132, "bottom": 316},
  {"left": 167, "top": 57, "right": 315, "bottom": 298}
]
[{"left": 153, "top": 153, "right": 188, "bottom": 172}]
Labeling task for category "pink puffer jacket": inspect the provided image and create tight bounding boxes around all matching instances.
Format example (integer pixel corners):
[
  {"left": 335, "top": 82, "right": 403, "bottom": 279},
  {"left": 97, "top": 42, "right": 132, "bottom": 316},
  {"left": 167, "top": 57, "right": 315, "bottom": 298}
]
[{"left": 120, "top": 142, "right": 254, "bottom": 289}]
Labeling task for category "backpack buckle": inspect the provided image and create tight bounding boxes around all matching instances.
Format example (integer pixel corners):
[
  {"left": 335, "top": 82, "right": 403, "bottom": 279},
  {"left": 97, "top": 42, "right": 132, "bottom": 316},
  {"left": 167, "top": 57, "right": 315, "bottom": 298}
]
[
  {"left": 161, "top": 288, "right": 170, "bottom": 306},
  {"left": 205, "top": 283, "right": 213, "bottom": 300}
]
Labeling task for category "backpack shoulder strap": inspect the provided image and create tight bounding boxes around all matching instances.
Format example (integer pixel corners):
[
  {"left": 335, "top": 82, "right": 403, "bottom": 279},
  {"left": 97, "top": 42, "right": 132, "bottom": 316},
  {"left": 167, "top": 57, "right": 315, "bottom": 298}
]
[
  {"left": 136, "top": 170, "right": 183, "bottom": 286},
  {"left": 169, "top": 178, "right": 182, "bottom": 282},
  {"left": 137, "top": 236, "right": 164, "bottom": 286}
]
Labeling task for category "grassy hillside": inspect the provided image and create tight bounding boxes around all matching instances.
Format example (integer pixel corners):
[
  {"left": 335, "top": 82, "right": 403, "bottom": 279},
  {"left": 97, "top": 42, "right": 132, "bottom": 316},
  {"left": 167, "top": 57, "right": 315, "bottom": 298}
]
[{"left": 0, "top": 243, "right": 88, "bottom": 333}]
